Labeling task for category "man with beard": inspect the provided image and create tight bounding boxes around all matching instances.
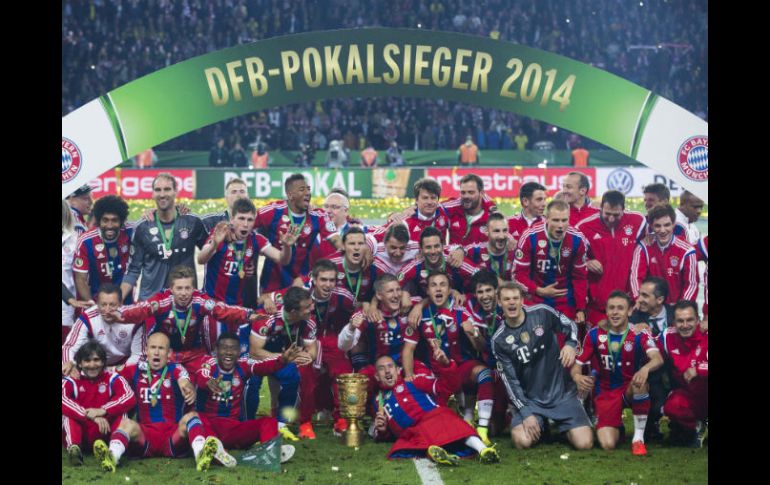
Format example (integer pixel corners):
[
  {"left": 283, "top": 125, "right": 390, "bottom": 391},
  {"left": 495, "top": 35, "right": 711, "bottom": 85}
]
[
  {"left": 249, "top": 287, "right": 318, "bottom": 440},
  {"left": 464, "top": 213, "right": 516, "bottom": 283},
  {"left": 62, "top": 340, "right": 135, "bottom": 466},
  {"left": 659, "top": 301, "right": 708, "bottom": 448},
  {"left": 514, "top": 200, "right": 589, "bottom": 328},
  {"left": 328, "top": 227, "right": 388, "bottom": 307},
  {"left": 401, "top": 272, "right": 494, "bottom": 446},
  {"left": 576, "top": 190, "right": 647, "bottom": 327},
  {"left": 255, "top": 174, "right": 335, "bottom": 292},
  {"left": 371, "top": 354, "right": 500, "bottom": 464},
  {"left": 630, "top": 205, "right": 698, "bottom": 304},
  {"left": 74, "top": 195, "right": 134, "bottom": 304},
  {"left": 194, "top": 332, "right": 301, "bottom": 462},
  {"left": 571, "top": 291, "right": 663, "bottom": 455},
  {"left": 442, "top": 174, "right": 498, "bottom": 247},
  {"left": 113, "top": 265, "right": 260, "bottom": 373},
  {"left": 508, "top": 182, "right": 546, "bottom": 244},
  {"left": 121, "top": 173, "right": 208, "bottom": 303},
  {"left": 96, "top": 333, "right": 231, "bottom": 472},
  {"left": 560, "top": 172, "right": 599, "bottom": 226},
  {"left": 62, "top": 284, "right": 144, "bottom": 377},
  {"left": 491, "top": 282, "right": 593, "bottom": 450}
]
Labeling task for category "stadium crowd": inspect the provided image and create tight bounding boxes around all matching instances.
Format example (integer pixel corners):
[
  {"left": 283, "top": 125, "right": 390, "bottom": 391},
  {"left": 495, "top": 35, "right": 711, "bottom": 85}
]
[
  {"left": 61, "top": 172, "right": 708, "bottom": 470},
  {"left": 62, "top": 0, "right": 707, "bottom": 153}
]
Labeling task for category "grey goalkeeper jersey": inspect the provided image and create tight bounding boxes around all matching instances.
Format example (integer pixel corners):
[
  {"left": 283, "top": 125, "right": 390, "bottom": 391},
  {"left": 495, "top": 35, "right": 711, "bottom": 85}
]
[{"left": 492, "top": 304, "right": 579, "bottom": 419}]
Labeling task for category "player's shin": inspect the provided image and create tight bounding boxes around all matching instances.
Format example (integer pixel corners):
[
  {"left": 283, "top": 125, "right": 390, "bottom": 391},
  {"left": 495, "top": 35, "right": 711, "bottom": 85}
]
[
  {"left": 185, "top": 416, "right": 207, "bottom": 457},
  {"left": 631, "top": 393, "right": 651, "bottom": 443},
  {"left": 108, "top": 429, "right": 129, "bottom": 464}
]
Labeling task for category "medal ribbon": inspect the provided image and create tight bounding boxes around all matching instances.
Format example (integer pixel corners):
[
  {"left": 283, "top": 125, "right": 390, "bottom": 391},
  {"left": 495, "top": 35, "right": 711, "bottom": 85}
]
[
  {"left": 154, "top": 208, "right": 178, "bottom": 252},
  {"left": 146, "top": 365, "right": 169, "bottom": 406},
  {"left": 343, "top": 259, "right": 363, "bottom": 302},
  {"left": 282, "top": 309, "right": 296, "bottom": 347},
  {"left": 232, "top": 240, "right": 246, "bottom": 278},
  {"left": 174, "top": 306, "right": 193, "bottom": 343},
  {"left": 290, "top": 211, "right": 307, "bottom": 246},
  {"left": 546, "top": 233, "right": 565, "bottom": 274}
]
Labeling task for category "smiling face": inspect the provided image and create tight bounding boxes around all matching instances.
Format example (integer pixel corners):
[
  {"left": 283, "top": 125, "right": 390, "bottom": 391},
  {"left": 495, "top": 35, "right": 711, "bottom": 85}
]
[
  {"left": 376, "top": 280, "right": 403, "bottom": 312},
  {"left": 152, "top": 177, "right": 177, "bottom": 212},
  {"left": 487, "top": 218, "right": 509, "bottom": 253},
  {"left": 97, "top": 291, "right": 121, "bottom": 323},
  {"left": 651, "top": 215, "right": 674, "bottom": 246},
  {"left": 605, "top": 296, "right": 633, "bottom": 332},
  {"left": 323, "top": 193, "right": 349, "bottom": 227},
  {"left": 673, "top": 306, "right": 699, "bottom": 339},
  {"left": 374, "top": 355, "right": 399, "bottom": 389},
  {"left": 77, "top": 352, "right": 106, "bottom": 380},
  {"left": 98, "top": 212, "right": 121, "bottom": 241},
  {"left": 216, "top": 337, "right": 241, "bottom": 371},
  {"left": 416, "top": 189, "right": 439, "bottom": 218},
  {"left": 170, "top": 277, "right": 194, "bottom": 309},
  {"left": 384, "top": 236, "right": 407, "bottom": 263},
  {"left": 460, "top": 181, "right": 482, "bottom": 214},
  {"left": 637, "top": 282, "right": 664, "bottom": 315},
  {"left": 522, "top": 189, "right": 547, "bottom": 218},
  {"left": 560, "top": 174, "right": 585, "bottom": 205},
  {"left": 474, "top": 283, "right": 497, "bottom": 312},
  {"left": 312, "top": 269, "right": 337, "bottom": 301},
  {"left": 600, "top": 203, "right": 624, "bottom": 230},
  {"left": 146, "top": 332, "right": 171, "bottom": 371},
  {"left": 420, "top": 235, "right": 444, "bottom": 267}
]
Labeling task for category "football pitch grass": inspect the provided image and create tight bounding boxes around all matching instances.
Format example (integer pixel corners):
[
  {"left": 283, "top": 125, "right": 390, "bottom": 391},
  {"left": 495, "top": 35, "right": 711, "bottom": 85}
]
[{"left": 62, "top": 383, "right": 708, "bottom": 485}]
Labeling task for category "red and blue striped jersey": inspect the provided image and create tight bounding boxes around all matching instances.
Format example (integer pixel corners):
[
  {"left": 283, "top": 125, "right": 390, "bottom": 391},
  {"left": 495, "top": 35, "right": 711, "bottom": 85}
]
[
  {"left": 119, "top": 362, "right": 190, "bottom": 424},
  {"left": 255, "top": 201, "right": 334, "bottom": 292},
  {"left": 73, "top": 227, "right": 134, "bottom": 301},
  {"left": 405, "top": 301, "right": 476, "bottom": 365},
  {"left": 397, "top": 251, "right": 479, "bottom": 297},
  {"left": 576, "top": 326, "right": 659, "bottom": 393},
  {"left": 271, "top": 280, "right": 356, "bottom": 336},
  {"left": 463, "top": 243, "right": 516, "bottom": 281},
  {"left": 193, "top": 355, "right": 284, "bottom": 420},
  {"left": 250, "top": 311, "right": 317, "bottom": 353},
  {"left": 463, "top": 296, "right": 504, "bottom": 367},
  {"left": 356, "top": 308, "right": 412, "bottom": 365},
  {"left": 119, "top": 290, "right": 252, "bottom": 352},
  {"left": 328, "top": 253, "right": 388, "bottom": 305},
  {"left": 372, "top": 374, "right": 441, "bottom": 437},
  {"left": 514, "top": 225, "right": 588, "bottom": 311},
  {"left": 203, "top": 230, "right": 271, "bottom": 305}
]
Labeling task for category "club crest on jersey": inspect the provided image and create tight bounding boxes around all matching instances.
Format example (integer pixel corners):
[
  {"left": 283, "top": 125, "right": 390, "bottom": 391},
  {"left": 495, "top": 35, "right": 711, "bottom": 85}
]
[
  {"left": 437, "top": 218, "right": 445, "bottom": 227},
  {"left": 245, "top": 248, "right": 254, "bottom": 257},
  {"left": 180, "top": 229, "right": 189, "bottom": 240},
  {"left": 670, "top": 256, "right": 680, "bottom": 267},
  {"left": 303, "top": 226, "right": 312, "bottom": 235},
  {"left": 481, "top": 254, "right": 490, "bottom": 261},
  {"left": 121, "top": 245, "right": 129, "bottom": 253},
  {"left": 232, "top": 377, "right": 241, "bottom": 387},
  {"left": 505, "top": 335, "right": 515, "bottom": 344},
  {"left": 119, "top": 330, "right": 128, "bottom": 339},
  {"left": 534, "top": 326, "right": 544, "bottom": 337},
  {"left": 515, "top": 249, "right": 524, "bottom": 260},
  {"left": 61, "top": 138, "right": 84, "bottom": 184},
  {"left": 149, "top": 227, "right": 159, "bottom": 235},
  {"left": 163, "top": 379, "right": 172, "bottom": 388},
  {"left": 396, "top": 385, "right": 404, "bottom": 393},
  {"left": 561, "top": 248, "right": 572, "bottom": 257},
  {"left": 538, "top": 240, "right": 547, "bottom": 248},
  {"left": 337, "top": 272, "right": 345, "bottom": 280},
  {"left": 624, "top": 225, "right": 633, "bottom": 236},
  {"left": 624, "top": 342, "right": 633, "bottom": 352},
  {"left": 98, "top": 383, "right": 107, "bottom": 394},
  {"left": 677, "top": 136, "right": 708, "bottom": 181},
  {"left": 205, "top": 299, "right": 215, "bottom": 311},
  {"left": 325, "top": 221, "right": 336, "bottom": 232},
  {"left": 480, "top": 226, "right": 488, "bottom": 235}
]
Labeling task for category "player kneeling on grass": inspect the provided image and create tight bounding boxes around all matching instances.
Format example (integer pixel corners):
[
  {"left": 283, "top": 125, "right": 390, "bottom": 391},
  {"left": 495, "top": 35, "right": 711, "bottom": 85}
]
[
  {"left": 92, "top": 332, "right": 233, "bottom": 473},
  {"left": 194, "top": 332, "right": 302, "bottom": 464},
  {"left": 570, "top": 291, "right": 663, "bottom": 455},
  {"left": 62, "top": 340, "right": 135, "bottom": 466},
  {"left": 370, "top": 354, "right": 500, "bottom": 465}
]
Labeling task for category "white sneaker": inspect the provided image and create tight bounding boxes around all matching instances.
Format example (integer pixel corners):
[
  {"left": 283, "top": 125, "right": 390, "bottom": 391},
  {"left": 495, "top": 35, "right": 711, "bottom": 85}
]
[
  {"left": 280, "top": 444, "right": 296, "bottom": 464},
  {"left": 213, "top": 437, "right": 237, "bottom": 468}
]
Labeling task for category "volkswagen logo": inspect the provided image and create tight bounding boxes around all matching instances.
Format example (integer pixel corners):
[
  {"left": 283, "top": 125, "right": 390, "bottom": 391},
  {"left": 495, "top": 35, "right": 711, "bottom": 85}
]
[{"left": 607, "top": 168, "right": 633, "bottom": 194}]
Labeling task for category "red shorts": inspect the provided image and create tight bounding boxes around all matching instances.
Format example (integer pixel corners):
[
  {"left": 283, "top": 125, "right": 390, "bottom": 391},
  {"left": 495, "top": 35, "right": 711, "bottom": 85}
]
[
  {"left": 200, "top": 415, "right": 278, "bottom": 449},
  {"left": 318, "top": 334, "right": 353, "bottom": 377},
  {"left": 457, "top": 360, "right": 486, "bottom": 389},
  {"left": 131, "top": 422, "right": 188, "bottom": 458},
  {"left": 61, "top": 416, "right": 122, "bottom": 449},
  {"left": 594, "top": 386, "right": 630, "bottom": 429}
]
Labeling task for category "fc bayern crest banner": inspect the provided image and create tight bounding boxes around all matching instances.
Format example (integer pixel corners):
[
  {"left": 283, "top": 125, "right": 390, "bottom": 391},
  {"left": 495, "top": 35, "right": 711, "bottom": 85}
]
[{"left": 62, "top": 28, "right": 708, "bottom": 201}]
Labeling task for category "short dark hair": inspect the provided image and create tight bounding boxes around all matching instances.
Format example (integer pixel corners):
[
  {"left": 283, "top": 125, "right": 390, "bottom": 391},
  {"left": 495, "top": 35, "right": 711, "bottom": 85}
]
[
  {"left": 470, "top": 270, "right": 498, "bottom": 293},
  {"left": 216, "top": 331, "right": 240, "bottom": 347},
  {"left": 384, "top": 224, "right": 409, "bottom": 244},
  {"left": 284, "top": 173, "right": 307, "bottom": 194},
  {"left": 97, "top": 282, "right": 122, "bottom": 301},
  {"left": 167, "top": 265, "right": 195, "bottom": 286},
  {"left": 283, "top": 286, "right": 311, "bottom": 313},
  {"left": 643, "top": 183, "right": 670, "bottom": 201},
  {"left": 568, "top": 171, "right": 590, "bottom": 190},
  {"left": 413, "top": 177, "right": 441, "bottom": 199},
  {"left": 601, "top": 190, "right": 625, "bottom": 210},
  {"left": 74, "top": 340, "right": 107, "bottom": 366},
  {"left": 419, "top": 226, "right": 443, "bottom": 248},
  {"left": 460, "top": 174, "right": 484, "bottom": 192},
  {"left": 93, "top": 195, "right": 129, "bottom": 226},
  {"left": 520, "top": 182, "right": 546, "bottom": 202},
  {"left": 607, "top": 290, "right": 633, "bottom": 308},
  {"left": 153, "top": 172, "right": 177, "bottom": 190},
  {"left": 487, "top": 212, "right": 506, "bottom": 225},
  {"left": 342, "top": 226, "right": 366, "bottom": 244},
  {"left": 426, "top": 270, "right": 450, "bottom": 286},
  {"left": 374, "top": 273, "right": 399, "bottom": 294},
  {"left": 312, "top": 258, "right": 337, "bottom": 278},
  {"left": 641, "top": 276, "right": 669, "bottom": 301},
  {"left": 232, "top": 197, "right": 257, "bottom": 216},
  {"left": 673, "top": 300, "right": 699, "bottom": 319},
  {"left": 648, "top": 204, "right": 676, "bottom": 225}
]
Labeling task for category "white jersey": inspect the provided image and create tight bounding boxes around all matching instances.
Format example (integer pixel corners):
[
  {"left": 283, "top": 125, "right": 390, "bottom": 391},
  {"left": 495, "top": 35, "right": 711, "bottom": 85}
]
[{"left": 62, "top": 305, "right": 144, "bottom": 366}]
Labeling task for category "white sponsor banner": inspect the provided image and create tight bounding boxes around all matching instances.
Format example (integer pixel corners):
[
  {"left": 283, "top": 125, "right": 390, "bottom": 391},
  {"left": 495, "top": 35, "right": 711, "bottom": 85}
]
[{"left": 596, "top": 167, "right": 686, "bottom": 198}]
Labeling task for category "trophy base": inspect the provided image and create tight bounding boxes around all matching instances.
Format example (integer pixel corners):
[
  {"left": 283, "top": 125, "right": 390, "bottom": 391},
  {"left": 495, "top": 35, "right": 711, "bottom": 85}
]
[{"left": 342, "top": 419, "right": 364, "bottom": 447}]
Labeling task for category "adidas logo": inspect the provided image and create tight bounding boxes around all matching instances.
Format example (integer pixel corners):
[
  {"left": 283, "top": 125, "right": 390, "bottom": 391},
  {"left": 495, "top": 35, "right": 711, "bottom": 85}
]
[
  {"left": 98, "top": 329, "right": 106, "bottom": 336},
  {"left": 452, "top": 221, "right": 460, "bottom": 227},
  {"left": 537, "top": 249, "right": 546, "bottom": 256},
  {"left": 651, "top": 258, "right": 657, "bottom": 263},
  {"left": 672, "top": 349, "right": 680, "bottom": 354},
  {"left": 413, "top": 226, "right": 421, "bottom": 232},
  {"left": 593, "top": 234, "right": 601, "bottom": 240}
]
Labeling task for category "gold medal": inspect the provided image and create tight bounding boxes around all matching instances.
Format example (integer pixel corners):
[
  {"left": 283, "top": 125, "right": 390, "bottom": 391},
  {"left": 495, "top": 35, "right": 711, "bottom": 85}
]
[
  {"left": 549, "top": 247, "right": 558, "bottom": 258},
  {"left": 610, "top": 341, "right": 620, "bottom": 353},
  {"left": 150, "top": 395, "right": 158, "bottom": 407},
  {"left": 238, "top": 269, "right": 245, "bottom": 279},
  {"left": 109, "top": 247, "right": 118, "bottom": 258}
]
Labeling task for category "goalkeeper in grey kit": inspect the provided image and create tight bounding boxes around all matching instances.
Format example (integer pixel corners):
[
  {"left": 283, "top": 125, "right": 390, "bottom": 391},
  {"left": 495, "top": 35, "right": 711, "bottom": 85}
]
[{"left": 491, "top": 282, "right": 594, "bottom": 450}]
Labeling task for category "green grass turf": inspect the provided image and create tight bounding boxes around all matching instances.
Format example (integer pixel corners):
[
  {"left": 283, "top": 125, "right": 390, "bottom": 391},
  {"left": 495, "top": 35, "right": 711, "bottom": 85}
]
[{"left": 63, "top": 380, "right": 707, "bottom": 484}]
